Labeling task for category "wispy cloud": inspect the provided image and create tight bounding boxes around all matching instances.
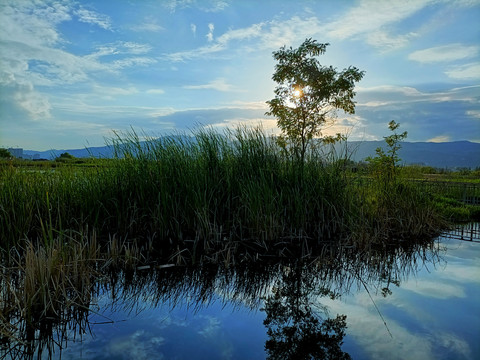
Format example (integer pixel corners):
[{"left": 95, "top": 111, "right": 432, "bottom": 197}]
[
  {"left": 445, "top": 63, "right": 480, "bottom": 80},
  {"left": 409, "top": 44, "right": 479, "bottom": 63},
  {"left": 190, "top": 23, "right": 197, "bottom": 37},
  {"left": 131, "top": 18, "right": 164, "bottom": 32},
  {"left": 0, "top": 1, "right": 119, "bottom": 123},
  {"left": 111, "top": 57, "right": 157, "bottom": 70},
  {"left": 466, "top": 110, "right": 480, "bottom": 119},
  {"left": 213, "top": 117, "right": 278, "bottom": 132},
  {"left": 428, "top": 135, "right": 451, "bottom": 142},
  {"left": 146, "top": 89, "right": 166, "bottom": 95},
  {"left": 326, "top": 1, "right": 428, "bottom": 38},
  {"left": 184, "top": 78, "right": 234, "bottom": 91},
  {"left": 401, "top": 278, "right": 465, "bottom": 298},
  {"left": 366, "top": 30, "right": 417, "bottom": 52},
  {"left": 164, "top": 17, "right": 316, "bottom": 62},
  {"left": 121, "top": 42, "right": 152, "bottom": 55},
  {"left": 92, "top": 85, "right": 139, "bottom": 97},
  {"left": 164, "top": 0, "right": 230, "bottom": 13},
  {"left": 87, "top": 42, "right": 152, "bottom": 59},
  {"left": 357, "top": 85, "right": 479, "bottom": 106},
  {"left": 74, "top": 8, "right": 112, "bottom": 31},
  {"left": 206, "top": 23, "right": 215, "bottom": 42}
]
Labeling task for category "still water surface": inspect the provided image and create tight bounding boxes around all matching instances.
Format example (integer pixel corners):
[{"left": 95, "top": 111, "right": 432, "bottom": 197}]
[{"left": 3, "top": 227, "right": 480, "bottom": 359}]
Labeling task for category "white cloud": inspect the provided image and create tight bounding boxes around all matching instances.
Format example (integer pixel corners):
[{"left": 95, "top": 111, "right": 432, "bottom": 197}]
[
  {"left": 258, "top": 17, "right": 321, "bottom": 49},
  {"left": 164, "top": 42, "right": 225, "bottom": 62},
  {"left": 322, "top": 294, "right": 436, "bottom": 360},
  {"left": 367, "top": 30, "right": 417, "bottom": 52},
  {"left": 435, "top": 332, "right": 472, "bottom": 359},
  {"left": 74, "top": 8, "right": 112, "bottom": 31},
  {"left": 87, "top": 42, "right": 152, "bottom": 59},
  {"left": 466, "top": 110, "right": 480, "bottom": 119},
  {"left": 112, "top": 57, "right": 157, "bottom": 69},
  {"left": 164, "top": 0, "right": 230, "bottom": 13},
  {"left": 445, "top": 63, "right": 480, "bottom": 80},
  {"left": 409, "top": 44, "right": 479, "bottom": 63},
  {"left": 105, "top": 330, "right": 165, "bottom": 360},
  {"left": 12, "top": 82, "right": 51, "bottom": 119},
  {"left": 131, "top": 18, "right": 164, "bottom": 32},
  {"left": 164, "top": 17, "right": 312, "bottom": 62},
  {"left": 326, "top": 0, "right": 433, "bottom": 41},
  {"left": 163, "top": 1, "right": 478, "bottom": 62},
  {"left": 121, "top": 42, "right": 153, "bottom": 55},
  {"left": 0, "top": 0, "right": 124, "bottom": 121},
  {"left": 0, "top": 1, "right": 66, "bottom": 47},
  {"left": 360, "top": 85, "right": 423, "bottom": 96},
  {"left": 206, "top": 23, "right": 215, "bottom": 42},
  {"left": 164, "top": 0, "right": 195, "bottom": 12},
  {"left": 93, "top": 85, "right": 139, "bottom": 96},
  {"left": 191, "top": 23, "right": 197, "bottom": 36},
  {"left": 401, "top": 279, "right": 465, "bottom": 299},
  {"left": 198, "top": 316, "right": 221, "bottom": 338},
  {"left": 323, "top": 0, "right": 476, "bottom": 51},
  {"left": 229, "top": 100, "right": 269, "bottom": 110},
  {"left": 357, "top": 85, "right": 479, "bottom": 108},
  {"left": 132, "top": 23, "right": 164, "bottom": 32},
  {"left": 213, "top": 117, "right": 279, "bottom": 133},
  {"left": 428, "top": 135, "right": 451, "bottom": 143},
  {"left": 146, "top": 89, "right": 166, "bottom": 95},
  {"left": 184, "top": 78, "right": 234, "bottom": 91}
]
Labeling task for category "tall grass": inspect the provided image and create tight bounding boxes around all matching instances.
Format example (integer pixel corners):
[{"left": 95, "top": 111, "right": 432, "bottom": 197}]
[{"left": 0, "top": 126, "right": 446, "bottom": 260}]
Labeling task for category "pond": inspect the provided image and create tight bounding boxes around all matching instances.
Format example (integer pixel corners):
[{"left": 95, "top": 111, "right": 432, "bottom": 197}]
[{"left": 1, "top": 225, "right": 479, "bottom": 360}]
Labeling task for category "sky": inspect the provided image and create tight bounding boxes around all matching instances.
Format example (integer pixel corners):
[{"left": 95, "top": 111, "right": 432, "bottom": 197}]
[{"left": 1, "top": 0, "right": 479, "bottom": 151}]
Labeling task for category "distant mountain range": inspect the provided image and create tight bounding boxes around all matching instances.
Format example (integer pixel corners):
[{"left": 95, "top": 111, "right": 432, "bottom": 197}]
[
  {"left": 23, "top": 140, "right": 480, "bottom": 169},
  {"left": 342, "top": 140, "right": 480, "bottom": 169}
]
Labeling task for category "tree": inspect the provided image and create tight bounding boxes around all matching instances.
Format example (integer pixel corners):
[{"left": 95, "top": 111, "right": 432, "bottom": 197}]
[
  {"left": 55, "top": 152, "right": 75, "bottom": 162},
  {"left": 0, "top": 148, "right": 12, "bottom": 158},
  {"left": 266, "top": 38, "right": 364, "bottom": 163},
  {"left": 262, "top": 264, "right": 351, "bottom": 360},
  {"left": 366, "top": 120, "right": 407, "bottom": 182}
]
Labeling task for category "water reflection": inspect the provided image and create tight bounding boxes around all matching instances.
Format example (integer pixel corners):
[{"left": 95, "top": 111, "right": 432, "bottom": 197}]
[
  {"left": 262, "top": 264, "right": 350, "bottom": 359},
  {"left": 0, "top": 236, "right": 462, "bottom": 359}
]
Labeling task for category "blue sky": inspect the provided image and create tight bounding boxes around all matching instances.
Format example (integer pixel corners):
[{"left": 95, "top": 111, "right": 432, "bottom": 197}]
[{"left": 1, "top": 0, "right": 479, "bottom": 151}]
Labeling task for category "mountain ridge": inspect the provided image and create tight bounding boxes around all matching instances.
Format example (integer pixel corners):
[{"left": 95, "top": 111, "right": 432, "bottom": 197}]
[{"left": 20, "top": 140, "right": 480, "bottom": 169}]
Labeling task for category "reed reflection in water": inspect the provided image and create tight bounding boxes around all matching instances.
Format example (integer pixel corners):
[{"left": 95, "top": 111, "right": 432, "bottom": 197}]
[{"left": 0, "top": 234, "right": 462, "bottom": 359}]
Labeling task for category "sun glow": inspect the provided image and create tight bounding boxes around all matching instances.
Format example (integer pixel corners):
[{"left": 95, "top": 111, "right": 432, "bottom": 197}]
[{"left": 292, "top": 86, "right": 303, "bottom": 98}]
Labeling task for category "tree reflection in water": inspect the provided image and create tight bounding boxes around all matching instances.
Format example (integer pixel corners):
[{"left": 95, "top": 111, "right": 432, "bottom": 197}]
[
  {"left": 262, "top": 263, "right": 351, "bottom": 359},
  {"left": 0, "top": 239, "right": 442, "bottom": 359}
]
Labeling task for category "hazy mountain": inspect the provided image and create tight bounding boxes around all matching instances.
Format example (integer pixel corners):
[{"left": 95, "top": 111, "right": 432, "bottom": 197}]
[
  {"left": 24, "top": 145, "right": 115, "bottom": 160},
  {"left": 342, "top": 141, "right": 480, "bottom": 168},
  {"left": 23, "top": 140, "right": 480, "bottom": 169}
]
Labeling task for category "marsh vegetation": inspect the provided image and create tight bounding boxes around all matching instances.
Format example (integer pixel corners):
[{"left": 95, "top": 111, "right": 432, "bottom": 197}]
[{"left": 1, "top": 38, "right": 477, "bottom": 358}]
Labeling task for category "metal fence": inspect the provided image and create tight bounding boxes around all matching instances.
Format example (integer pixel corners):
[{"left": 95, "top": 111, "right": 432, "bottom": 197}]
[
  {"left": 350, "top": 178, "right": 480, "bottom": 205},
  {"left": 442, "top": 222, "right": 480, "bottom": 242},
  {"left": 408, "top": 180, "right": 480, "bottom": 204}
]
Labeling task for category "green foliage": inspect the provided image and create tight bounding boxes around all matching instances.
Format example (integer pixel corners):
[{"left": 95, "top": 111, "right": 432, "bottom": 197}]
[
  {"left": 0, "top": 148, "right": 12, "bottom": 158},
  {"left": 266, "top": 38, "right": 364, "bottom": 162},
  {"left": 367, "top": 120, "right": 407, "bottom": 182},
  {"left": 55, "top": 152, "right": 75, "bottom": 162},
  {"left": 0, "top": 126, "right": 450, "bottom": 257},
  {"left": 431, "top": 196, "right": 480, "bottom": 222}
]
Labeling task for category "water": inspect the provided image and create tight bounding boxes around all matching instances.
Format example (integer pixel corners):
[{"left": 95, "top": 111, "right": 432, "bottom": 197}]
[{"left": 2, "top": 227, "right": 479, "bottom": 359}]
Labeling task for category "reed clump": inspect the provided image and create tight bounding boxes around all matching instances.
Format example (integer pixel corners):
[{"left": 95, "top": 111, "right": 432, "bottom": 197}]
[
  {"left": 0, "top": 230, "right": 150, "bottom": 358},
  {"left": 0, "top": 126, "right": 447, "bottom": 260},
  {"left": 0, "top": 236, "right": 98, "bottom": 353}
]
